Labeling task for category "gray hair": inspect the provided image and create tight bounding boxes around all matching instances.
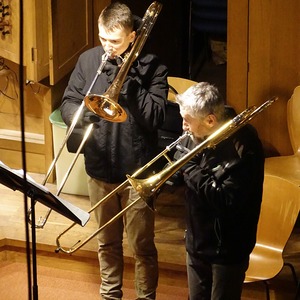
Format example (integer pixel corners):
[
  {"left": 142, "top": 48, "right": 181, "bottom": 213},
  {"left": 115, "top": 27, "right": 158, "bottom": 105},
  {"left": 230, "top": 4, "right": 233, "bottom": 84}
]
[
  {"left": 175, "top": 82, "right": 225, "bottom": 120},
  {"left": 98, "top": 2, "right": 134, "bottom": 33}
]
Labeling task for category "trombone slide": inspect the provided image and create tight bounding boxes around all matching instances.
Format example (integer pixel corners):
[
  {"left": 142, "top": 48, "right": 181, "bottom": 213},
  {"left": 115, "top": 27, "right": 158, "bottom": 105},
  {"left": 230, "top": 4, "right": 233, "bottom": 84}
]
[
  {"left": 54, "top": 97, "right": 277, "bottom": 254},
  {"left": 54, "top": 131, "right": 190, "bottom": 254}
]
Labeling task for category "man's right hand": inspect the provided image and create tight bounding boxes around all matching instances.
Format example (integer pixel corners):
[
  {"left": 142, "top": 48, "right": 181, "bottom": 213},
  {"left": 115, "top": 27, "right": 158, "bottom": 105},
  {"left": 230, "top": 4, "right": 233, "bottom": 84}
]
[
  {"left": 102, "top": 58, "right": 122, "bottom": 83},
  {"left": 78, "top": 108, "right": 100, "bottom": 128}
]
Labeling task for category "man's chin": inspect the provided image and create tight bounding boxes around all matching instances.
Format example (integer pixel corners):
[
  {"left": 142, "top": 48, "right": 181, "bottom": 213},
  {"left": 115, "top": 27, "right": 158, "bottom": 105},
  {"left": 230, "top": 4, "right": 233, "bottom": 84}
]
[{"left": 190, "top": 134, "right": 203, "bottom": 144}]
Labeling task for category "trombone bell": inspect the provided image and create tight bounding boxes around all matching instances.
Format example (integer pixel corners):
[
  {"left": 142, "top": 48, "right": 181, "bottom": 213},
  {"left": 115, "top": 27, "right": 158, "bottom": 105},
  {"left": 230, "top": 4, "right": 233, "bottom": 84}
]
[{"left": 84, "top": 94, "right": 127, "bottom": 123}]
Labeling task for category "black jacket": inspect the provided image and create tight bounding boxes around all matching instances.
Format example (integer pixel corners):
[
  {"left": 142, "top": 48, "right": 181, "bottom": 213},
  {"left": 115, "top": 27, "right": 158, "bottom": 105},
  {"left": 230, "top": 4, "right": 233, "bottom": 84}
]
[
  {"left": 60, "top": 46, "right": 168, "bottom": 182},
  {"left": 176, "top": 124, "right": 265, "bottom": 264}
]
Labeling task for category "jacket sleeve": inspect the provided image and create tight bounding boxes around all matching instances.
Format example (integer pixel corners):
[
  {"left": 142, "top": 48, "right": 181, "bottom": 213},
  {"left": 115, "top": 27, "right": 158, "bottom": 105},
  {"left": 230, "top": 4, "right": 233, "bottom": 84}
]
[
  {"left": 120, "top": 54, "right": 168, "bottom": 132},
  {"left": 183, "top": 133, "right": 264, "bottom": 217},
  {"left": 60, "top": 48, "right": 102, "bottom": 127},
  {"left": 60, "top": 62, "right": 86, "bottom": 127}
]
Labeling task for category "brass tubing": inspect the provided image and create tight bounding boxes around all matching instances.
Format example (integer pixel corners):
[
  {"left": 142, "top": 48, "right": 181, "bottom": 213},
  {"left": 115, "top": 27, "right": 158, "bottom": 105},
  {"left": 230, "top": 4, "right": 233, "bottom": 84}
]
[
  {"left": 54, "top": 131, "right": 190, "bottom": 254},
  {"left": 127, "top": 97, "right": 278, "bottom": 200}
]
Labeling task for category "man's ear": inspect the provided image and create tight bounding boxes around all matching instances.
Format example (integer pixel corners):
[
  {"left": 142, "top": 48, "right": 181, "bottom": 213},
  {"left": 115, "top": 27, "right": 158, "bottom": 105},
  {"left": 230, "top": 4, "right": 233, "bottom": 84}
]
[
  {"left": 205, "top": 114, "right": 218, "bottom": 128},
  {"left": 129, "top": 31, "right": 136, "bottom": 43}
]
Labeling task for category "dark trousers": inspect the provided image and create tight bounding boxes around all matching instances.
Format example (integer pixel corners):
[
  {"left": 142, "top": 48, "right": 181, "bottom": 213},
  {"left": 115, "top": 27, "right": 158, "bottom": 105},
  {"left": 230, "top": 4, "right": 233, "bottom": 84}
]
[{"left": 186, "top": 253, "right": 249, "bottom": 300}]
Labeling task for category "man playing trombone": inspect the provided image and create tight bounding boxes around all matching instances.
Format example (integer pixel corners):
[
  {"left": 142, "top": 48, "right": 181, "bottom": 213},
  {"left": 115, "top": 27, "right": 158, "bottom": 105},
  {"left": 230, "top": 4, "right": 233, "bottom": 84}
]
[
  {"left": 60, "top": 2, "right": 168, "bottom": 299},
  {"left": 173, "top": 82, "right": 265, "bottom": 299}
]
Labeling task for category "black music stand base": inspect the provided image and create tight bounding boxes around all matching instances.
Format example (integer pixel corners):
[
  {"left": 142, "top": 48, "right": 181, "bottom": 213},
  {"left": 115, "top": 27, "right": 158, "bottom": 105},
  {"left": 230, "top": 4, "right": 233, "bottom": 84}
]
[{"left": 29, "top": 196, "right": 39, "bottom": 299}]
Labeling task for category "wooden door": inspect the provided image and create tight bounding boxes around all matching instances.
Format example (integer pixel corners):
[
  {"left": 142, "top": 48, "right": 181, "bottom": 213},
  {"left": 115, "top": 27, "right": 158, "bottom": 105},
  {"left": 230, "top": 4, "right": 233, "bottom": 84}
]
[
  {"left": 48, "top": 0, "right": 93, "bottom": 85},
  {"left": 24, "top": 0, "right": 50, "bottom": 82}
]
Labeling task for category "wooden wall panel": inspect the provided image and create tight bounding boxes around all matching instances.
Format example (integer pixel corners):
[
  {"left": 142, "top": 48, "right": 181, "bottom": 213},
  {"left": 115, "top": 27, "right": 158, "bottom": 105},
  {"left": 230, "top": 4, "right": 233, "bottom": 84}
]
[
  {"left": 227, "top": 0, "right": 300, "bottom": 156},
  {"left": 227, "top": 0, "right": 249, "bottom": 112},
  {"left": 92, "top": 0, "right": 111, "bottom": 46},
  {"left": 247, "top": 0, "right": 300, "bottom": 156}
]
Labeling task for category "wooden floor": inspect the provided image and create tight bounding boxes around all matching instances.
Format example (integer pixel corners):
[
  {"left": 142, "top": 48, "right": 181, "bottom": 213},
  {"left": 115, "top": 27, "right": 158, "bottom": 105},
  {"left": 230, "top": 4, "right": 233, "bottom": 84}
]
[
  {"left": 0, "top": 172, "right": 187, "bottom": 267},
  {"left": 1, "top": 172, "right": 300, "bottom": 299}
]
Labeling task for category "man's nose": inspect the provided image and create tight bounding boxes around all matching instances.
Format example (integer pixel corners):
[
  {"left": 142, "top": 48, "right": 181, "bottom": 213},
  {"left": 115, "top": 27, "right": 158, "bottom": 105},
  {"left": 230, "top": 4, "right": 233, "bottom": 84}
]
[{"left": 102, "top": 41, "right": 113, "bottom": 50}]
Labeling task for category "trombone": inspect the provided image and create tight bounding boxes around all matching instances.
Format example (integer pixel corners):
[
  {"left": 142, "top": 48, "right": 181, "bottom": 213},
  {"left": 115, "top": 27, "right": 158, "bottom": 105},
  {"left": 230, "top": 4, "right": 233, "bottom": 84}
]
[
  {"left": 55, "top": 96, "right": 277, "bottom": 254},
  {"left": 84, "top": 1, "right": 162, "bottom": 122},
  {"left": 27, "top": 1, "right": 163, "bottom": 228}
]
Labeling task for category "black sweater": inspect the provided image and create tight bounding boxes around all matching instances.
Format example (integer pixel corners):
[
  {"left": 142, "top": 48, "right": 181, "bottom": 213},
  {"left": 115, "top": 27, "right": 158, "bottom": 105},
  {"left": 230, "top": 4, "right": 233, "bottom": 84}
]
[{"left": 61, "top": 46, "right": 168, "bottom": 183}]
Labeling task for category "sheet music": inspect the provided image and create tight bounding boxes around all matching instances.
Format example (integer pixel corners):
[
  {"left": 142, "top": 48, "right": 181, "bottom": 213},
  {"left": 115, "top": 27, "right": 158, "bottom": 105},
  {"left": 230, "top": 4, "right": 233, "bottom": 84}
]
[
  {"left": 0, "top": 161, "right": 49, "bottom": 193},
  {"left": 0, "top": 160, "right": 90, "bottom": 226}
]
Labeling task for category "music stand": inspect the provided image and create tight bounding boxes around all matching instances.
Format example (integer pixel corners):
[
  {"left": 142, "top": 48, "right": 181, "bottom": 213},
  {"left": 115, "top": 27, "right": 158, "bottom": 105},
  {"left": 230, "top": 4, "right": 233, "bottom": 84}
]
[{"left": 0, "top": 161, "right": 90, "bottom": 299}]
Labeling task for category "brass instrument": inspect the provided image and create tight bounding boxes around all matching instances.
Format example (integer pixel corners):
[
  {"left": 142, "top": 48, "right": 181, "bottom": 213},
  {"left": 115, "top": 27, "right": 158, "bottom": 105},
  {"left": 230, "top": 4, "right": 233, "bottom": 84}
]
[
  {"left": 55, "top": 96, "right": 277, "bottom": 254},
  {"left": 28, "top": 2, "right": 162, "bottom": 228},
  {"left": 84, "top": 1, "right": 163, "bottom": 123},
  {"left": 127, "top": 97, "right": 278, "bottom": 198}
]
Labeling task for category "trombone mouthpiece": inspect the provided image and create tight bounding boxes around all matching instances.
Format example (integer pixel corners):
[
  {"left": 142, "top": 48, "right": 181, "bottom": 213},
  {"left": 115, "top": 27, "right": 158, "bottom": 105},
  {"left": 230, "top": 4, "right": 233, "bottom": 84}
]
[{"left": 102, "top": 51, "right": 110, "bottom": 62}]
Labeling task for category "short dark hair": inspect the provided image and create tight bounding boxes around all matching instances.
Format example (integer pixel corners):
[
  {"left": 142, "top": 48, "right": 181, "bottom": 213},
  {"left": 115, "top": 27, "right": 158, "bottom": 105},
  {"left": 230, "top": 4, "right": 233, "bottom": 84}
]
[{"left": 98, "top": 2, "right": 134, "bottom": 33}]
